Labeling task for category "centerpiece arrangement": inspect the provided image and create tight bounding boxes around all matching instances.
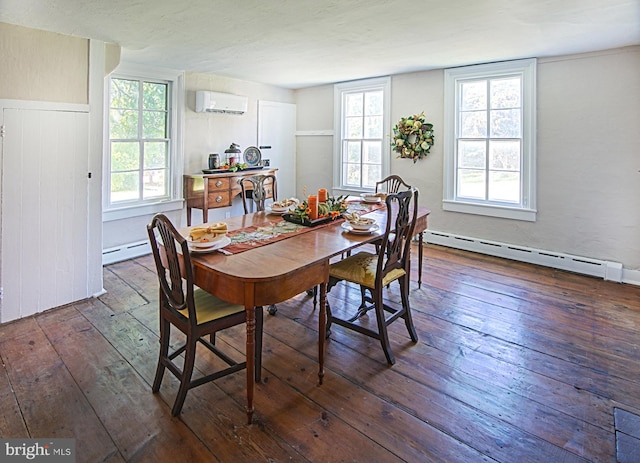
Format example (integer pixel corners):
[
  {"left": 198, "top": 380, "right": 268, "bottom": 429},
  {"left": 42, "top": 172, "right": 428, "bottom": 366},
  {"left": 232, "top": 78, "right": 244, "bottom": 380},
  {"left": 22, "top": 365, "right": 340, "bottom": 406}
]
[{"left": 283, "top": 188, "right": 348, "bottom": 226}]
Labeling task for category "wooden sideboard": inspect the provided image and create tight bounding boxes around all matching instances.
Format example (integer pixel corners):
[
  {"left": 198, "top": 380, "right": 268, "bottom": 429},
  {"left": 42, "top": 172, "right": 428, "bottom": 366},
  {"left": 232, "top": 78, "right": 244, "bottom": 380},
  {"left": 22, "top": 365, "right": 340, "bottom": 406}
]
[{"left": 183, "top": 168, "right": 278, "bottom": 225}]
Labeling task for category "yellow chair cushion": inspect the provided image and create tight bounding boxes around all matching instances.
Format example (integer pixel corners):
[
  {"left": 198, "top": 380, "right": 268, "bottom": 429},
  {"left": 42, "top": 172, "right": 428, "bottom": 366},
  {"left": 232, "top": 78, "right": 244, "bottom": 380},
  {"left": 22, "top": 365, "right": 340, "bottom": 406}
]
[
  {"left": 177, "top": 289, "right": 245, "bottom": 324},
  {"left": 329, "top": 252, "right": 406, "bottom": 289}
]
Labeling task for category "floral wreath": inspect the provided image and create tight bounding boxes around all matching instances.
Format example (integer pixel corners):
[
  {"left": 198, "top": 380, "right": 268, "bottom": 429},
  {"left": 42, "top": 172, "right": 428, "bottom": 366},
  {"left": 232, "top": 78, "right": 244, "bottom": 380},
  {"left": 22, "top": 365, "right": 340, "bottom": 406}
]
[{"left": 391, "top": 112, "right": 434, "bottom": 162}]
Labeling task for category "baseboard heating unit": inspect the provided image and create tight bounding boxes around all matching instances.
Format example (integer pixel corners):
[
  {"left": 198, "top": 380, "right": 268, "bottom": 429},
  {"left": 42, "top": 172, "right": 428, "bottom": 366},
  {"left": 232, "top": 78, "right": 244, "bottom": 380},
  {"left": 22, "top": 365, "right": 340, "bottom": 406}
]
[
  {"left": 424, "top": 230, "right": 624, "bottom": 283},
  {"left": 102, "top": 240, "right": 150, "bottom": 266}
]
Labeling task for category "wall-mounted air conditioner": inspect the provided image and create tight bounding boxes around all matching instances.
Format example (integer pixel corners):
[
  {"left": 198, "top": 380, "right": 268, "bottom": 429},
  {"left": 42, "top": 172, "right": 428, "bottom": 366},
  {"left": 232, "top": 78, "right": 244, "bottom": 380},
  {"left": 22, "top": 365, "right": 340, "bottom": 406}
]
[{"left": 195, "top": 90, "right": 248, "bottom": 114}]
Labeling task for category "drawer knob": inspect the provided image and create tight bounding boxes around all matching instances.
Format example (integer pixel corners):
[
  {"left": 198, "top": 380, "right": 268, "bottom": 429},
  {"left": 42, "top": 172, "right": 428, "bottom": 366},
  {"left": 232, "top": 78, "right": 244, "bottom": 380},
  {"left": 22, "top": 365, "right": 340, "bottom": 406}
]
[
  {"left": 215, "top": 196, "right": 223, "bottom": 203},
  {"left": 215, "top": 180, "right": 223, "bottom": 187}
]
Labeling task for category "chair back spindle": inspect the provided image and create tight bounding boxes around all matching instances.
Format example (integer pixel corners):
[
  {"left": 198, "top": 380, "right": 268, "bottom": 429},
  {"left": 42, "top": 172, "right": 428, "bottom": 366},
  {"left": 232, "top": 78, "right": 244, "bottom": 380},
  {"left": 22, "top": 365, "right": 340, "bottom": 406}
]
[
  {"left": 148, "top": 215, "right": 195, "bottom": 320},
  {"left": 239, "top": 174, "right": 277, "bottom": 214},
  {"left": 377, "top": 188, "right": 418, "bottom": 285},
  {"left": 375, "top": 174, "right": 412, "bottom": 195}
]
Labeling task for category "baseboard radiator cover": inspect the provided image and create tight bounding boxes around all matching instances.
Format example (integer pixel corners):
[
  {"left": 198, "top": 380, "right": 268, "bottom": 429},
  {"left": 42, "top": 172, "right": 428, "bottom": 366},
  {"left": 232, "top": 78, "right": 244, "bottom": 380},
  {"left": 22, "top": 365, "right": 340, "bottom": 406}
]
[
  {"left": 102, "top": 240, "right": 150, "bottom": 266},
  {"left": 424, "top": 230, "right": 624, "bottom": 283}
]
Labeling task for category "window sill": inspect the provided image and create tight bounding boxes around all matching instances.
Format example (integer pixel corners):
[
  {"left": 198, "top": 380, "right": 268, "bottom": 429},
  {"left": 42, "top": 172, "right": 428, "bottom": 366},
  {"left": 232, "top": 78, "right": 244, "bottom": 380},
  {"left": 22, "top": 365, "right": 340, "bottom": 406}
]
[
  {"left": 443, "top": 200, "right": 537, "bottom": 222},
  {"left": 103, "top": 199, "right": 184, "bottom": 222}
]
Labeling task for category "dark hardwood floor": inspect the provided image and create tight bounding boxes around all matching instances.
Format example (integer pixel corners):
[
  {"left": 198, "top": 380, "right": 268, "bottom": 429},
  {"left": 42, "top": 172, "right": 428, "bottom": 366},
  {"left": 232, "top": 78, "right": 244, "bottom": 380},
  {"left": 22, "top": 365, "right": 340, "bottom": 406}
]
[{"left": 1, "top": 244, "right": 639, "bottom": 462}]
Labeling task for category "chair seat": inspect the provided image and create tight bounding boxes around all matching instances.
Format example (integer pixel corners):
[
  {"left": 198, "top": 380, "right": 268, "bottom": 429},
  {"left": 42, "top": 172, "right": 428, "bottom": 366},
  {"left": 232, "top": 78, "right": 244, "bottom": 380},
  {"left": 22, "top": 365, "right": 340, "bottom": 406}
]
[
  {"left": 177, "top": 289, "right": 246, "bottom": 324},
  {"left": 329, "top": 251, "right": 406, "bottom": 289}
]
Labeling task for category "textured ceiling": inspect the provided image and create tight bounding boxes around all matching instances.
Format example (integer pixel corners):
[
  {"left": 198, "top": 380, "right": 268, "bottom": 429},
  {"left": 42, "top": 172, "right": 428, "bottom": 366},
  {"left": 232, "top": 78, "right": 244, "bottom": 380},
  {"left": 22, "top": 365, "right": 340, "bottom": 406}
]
[{"left": 1, "top": 0, "right": 639, "bottom": 89}]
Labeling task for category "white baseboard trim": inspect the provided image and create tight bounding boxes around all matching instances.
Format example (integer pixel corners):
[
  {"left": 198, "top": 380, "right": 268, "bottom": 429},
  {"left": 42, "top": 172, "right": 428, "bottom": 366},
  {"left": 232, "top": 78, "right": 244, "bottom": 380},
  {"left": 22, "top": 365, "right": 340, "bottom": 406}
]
[
  {"left": 102, "top": 240, "right": 151, "bottom": 266},
  {"left": 424, "top": 230, "right": 638, "bottom": 286},
  {"left": 93, "top": 288, "right": 107, "bottom": 297}
]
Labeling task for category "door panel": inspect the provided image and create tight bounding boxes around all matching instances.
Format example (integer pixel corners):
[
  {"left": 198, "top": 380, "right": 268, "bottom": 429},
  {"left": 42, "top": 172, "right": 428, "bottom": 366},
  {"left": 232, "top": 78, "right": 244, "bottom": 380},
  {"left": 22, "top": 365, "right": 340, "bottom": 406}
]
[
  {"left": 1, "top": 106, "right": 89, "bottom": 322},
  {"left": 258, "top": 101, "right": 296, "bottom": 199}
]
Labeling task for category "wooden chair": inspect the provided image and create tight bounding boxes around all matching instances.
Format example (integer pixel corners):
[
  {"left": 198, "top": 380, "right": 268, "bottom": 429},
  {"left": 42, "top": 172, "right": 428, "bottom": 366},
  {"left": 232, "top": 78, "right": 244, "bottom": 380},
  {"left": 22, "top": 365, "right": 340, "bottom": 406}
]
[
  {"left": 326, "top": 188, "right": 419, "bottom": 365},
  {"left": 375, "top": 174, "right": 425, "bottom": 289},
  {"left": 239, "top": 174, "right": 277, "bottom": 214},
  {"left": 238, "top": 174, "right": 279, "bottom": 315},
  {"left": 147, "top": 213, "right": 263, "bottom": 416},
  {"left": 375, "top": 174, "right": 411, "bottom": 195}
]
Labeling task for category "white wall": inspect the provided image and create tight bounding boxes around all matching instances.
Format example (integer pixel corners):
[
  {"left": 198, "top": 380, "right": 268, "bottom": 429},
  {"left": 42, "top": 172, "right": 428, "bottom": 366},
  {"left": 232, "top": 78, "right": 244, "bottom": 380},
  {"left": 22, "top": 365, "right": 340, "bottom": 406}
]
[
  {"left": 0, "top": 22, "right": 88, "bottom": 103},
  {"left": 294, "top": 46, "right": 640, "bottom": 273},
  {"left": 294, "top": 85, "right": 336, "bottom": 198}
]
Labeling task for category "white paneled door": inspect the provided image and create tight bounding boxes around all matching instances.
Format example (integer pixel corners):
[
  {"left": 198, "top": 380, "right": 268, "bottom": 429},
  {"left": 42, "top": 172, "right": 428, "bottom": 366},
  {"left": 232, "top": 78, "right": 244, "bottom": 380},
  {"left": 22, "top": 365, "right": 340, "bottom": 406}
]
[
  {"left": 1, "top": 104, "right": 90, "bottom": 323},
  {"left": 258, "top": 101, "right": 296, "bottom": 199}
]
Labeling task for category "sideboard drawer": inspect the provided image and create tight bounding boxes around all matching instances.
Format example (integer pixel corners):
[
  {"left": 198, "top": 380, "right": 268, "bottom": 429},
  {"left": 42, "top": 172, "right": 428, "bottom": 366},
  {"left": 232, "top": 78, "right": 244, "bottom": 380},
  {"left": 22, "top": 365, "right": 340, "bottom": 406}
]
[
  {"left": 206, "top": 190, "right": 231, "bottom": 207},
  {"left": 210, "top": 177, "right": 230, "bottom": 190}
]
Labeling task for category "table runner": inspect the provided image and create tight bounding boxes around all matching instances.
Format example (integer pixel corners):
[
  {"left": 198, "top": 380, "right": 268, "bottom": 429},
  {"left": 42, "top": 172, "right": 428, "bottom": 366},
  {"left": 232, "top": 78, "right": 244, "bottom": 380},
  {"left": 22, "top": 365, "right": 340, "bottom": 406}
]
[{"left": 221, "top": 200, "right": 384, "bottom": 254}]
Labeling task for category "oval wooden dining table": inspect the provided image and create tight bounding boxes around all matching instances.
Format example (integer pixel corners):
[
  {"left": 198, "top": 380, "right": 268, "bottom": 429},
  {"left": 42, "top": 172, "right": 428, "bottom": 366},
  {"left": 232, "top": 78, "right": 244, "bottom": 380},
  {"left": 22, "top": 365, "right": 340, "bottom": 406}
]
[{"left": 180, "top": 202, "right": 430, "bottom": 424}]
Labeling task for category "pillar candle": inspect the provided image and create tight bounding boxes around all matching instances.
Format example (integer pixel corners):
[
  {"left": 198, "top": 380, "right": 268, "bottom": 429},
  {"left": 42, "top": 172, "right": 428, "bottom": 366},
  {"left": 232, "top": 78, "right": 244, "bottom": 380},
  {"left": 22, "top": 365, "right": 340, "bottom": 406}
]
[
  {"left": 318, "top": 188, "right": 328, "bottom": 203},
  {"left": 307, "top": 195, "right": 318, "bottom": 220}
]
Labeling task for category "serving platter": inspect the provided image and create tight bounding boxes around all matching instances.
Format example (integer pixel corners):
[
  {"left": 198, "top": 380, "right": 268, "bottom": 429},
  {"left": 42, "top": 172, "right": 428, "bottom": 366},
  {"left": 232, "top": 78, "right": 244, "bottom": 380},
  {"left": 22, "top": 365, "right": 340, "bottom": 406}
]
[
  {"left": 243, "top": 146, "right": 262, "bottom": 167},
  {"left": 282, "top": 213, "right": 333, "bottom": 227}
]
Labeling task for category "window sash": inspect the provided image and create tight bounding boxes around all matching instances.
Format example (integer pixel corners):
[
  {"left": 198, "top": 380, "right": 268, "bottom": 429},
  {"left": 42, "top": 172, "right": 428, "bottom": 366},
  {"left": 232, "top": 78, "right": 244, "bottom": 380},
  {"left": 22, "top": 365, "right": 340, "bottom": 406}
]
[
  {"left": 108, "top": 77, "right": 171, "bottom": 207},
  {"left": 444, "top": 59, "right": 537, "bottom": 221},
  {"left": 333, "top": 77, "right": 390, "bottom": 193},
  {"left": 104, "top": 65, "right": 183, "bottom": 217}
]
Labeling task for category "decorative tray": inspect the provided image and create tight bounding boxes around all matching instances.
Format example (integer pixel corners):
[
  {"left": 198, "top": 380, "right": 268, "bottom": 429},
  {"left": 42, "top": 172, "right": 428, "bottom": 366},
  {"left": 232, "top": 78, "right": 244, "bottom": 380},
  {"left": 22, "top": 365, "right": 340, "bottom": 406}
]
[
  {"left": 202, "top": 166, "right": 265, "bottom": 174},
  {"left": 243, "top": 146, "right": 262, "bottom": 167},
  {"left": 282, "top": 213, "right": 334, "bottom": 227}
]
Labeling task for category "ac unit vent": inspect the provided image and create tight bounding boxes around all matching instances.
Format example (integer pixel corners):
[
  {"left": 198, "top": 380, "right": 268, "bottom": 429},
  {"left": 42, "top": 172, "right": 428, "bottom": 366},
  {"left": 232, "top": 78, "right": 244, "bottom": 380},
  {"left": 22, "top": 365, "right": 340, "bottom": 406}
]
[{"left": 195, "top": 91, "right": 248, "bottom": 114}]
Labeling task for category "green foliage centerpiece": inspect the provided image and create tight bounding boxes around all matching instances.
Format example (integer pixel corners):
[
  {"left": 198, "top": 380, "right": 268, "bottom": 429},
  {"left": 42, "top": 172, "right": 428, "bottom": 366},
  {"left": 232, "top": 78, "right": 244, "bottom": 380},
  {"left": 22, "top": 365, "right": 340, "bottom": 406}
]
[{"left": 288, "top": 195, "right": 348, "bottom": 224}]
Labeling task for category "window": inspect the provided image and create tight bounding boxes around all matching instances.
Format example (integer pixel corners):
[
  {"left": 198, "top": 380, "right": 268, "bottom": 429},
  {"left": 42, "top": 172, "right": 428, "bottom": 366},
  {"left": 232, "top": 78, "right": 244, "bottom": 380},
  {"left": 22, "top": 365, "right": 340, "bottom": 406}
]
[
  {"left": 334, "top": 77, "right": 390, "bottom": 192},
  {"left": 444, "top": 59, "right": 537, "bottom": 221},
  {"left": 105, "top": 64, "right": 183, "bottom": 216}
]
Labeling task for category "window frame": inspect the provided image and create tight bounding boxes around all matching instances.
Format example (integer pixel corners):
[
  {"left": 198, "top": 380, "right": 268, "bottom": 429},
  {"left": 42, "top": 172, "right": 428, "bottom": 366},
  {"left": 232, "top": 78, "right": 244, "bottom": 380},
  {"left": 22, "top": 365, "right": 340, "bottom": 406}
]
[
  {"left": 103, "top": 63, "right": 184, "bottom": 221},
  {"left": 443, "top": 59, "right": 537, "bottom": 221},
  {"left": 333, "top": 77, "right": 390, "bottom": 194}
]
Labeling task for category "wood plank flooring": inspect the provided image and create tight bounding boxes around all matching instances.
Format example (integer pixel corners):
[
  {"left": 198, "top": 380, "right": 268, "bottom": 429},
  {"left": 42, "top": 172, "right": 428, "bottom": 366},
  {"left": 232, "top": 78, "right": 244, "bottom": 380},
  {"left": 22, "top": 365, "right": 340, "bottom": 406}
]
[{"left": 1, "top": 244, "right": 639, "bottom": 462}]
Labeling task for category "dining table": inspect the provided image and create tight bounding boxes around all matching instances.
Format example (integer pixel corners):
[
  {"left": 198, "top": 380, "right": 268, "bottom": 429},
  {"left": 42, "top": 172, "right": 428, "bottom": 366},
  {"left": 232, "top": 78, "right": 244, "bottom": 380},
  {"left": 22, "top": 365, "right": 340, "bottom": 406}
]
[{"left": 181, "top": 198, "right": 430, "bottom": 424}]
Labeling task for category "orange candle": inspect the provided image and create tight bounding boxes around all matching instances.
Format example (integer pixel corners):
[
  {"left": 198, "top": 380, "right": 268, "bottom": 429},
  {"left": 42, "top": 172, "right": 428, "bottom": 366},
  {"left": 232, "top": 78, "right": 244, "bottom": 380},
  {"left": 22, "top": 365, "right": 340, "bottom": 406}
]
[
  {"left": 308, "top": 195, "right": 318, "bottom": 220},
  {"left": 318, "top": 188, "right": 328, "bottom": 203}
]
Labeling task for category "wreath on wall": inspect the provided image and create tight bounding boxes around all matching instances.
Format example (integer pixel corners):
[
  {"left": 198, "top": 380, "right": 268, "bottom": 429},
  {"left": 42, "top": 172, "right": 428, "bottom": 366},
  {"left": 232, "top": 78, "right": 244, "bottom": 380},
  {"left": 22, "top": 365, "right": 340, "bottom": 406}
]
[{"left": 391, "top": 112, "right": 434, "bottom": 163}]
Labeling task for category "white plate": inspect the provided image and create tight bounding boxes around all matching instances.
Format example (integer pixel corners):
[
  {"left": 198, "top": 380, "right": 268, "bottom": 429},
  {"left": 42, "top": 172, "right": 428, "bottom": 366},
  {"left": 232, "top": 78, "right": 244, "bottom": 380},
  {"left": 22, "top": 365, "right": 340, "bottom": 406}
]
[
  {"left": 341, "top": 222, "right": 380, "bottom": 235},
  {"left": 188, "top": 236, "right": 231, "bottom": 253},
  {"left": 269, "top": 198, "right": 299, "bottom": 214},
  {"left": 188, "top": 233, "right": 227, "bottom": 248},
  {"left": 360, "top": 193, "right": 381, "bottom": 204},
  {"left": 243, "top": 146, "right": 262, "bottom": 167},
  {"left": 267, "top": 207, "right": 290, "bottom": 215}
]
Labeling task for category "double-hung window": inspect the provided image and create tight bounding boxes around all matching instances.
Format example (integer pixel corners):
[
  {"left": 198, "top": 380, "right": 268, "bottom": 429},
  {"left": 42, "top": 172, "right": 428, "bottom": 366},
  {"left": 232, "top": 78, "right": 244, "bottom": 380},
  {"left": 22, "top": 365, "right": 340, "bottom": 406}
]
[
  {"left": 105, "top": 64, "right": 183, "bottom": 217},
  {"left": 334, "top": 77, "right": 390, "bottom": 192},
  {"left": 444, "top": 59, "right": 537, "bottom": 221}
]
